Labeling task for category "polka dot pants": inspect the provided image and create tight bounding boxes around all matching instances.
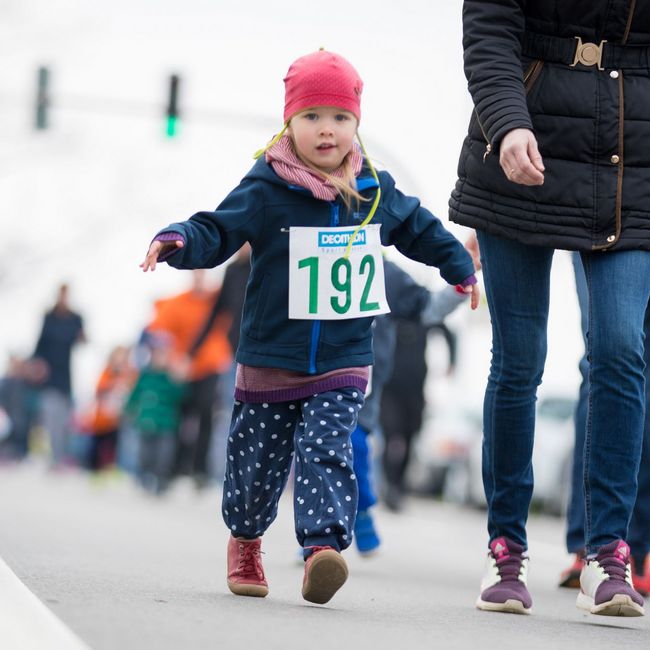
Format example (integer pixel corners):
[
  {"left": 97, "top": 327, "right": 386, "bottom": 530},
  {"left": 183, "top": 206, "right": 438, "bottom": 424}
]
[{"left": 221, "top": 387, "right": 364, "bottom": 551}]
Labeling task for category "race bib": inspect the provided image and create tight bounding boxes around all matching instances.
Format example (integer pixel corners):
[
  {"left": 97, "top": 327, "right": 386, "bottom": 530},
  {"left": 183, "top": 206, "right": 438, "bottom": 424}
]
[{"left": 288, "top": 224, "right": 389, "bottom": 320}]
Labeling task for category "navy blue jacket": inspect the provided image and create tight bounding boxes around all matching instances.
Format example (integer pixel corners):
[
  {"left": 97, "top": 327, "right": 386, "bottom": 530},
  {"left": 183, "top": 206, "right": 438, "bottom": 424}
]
[{"left": 159, "top": 157, "right": 474, "bottom": 374}]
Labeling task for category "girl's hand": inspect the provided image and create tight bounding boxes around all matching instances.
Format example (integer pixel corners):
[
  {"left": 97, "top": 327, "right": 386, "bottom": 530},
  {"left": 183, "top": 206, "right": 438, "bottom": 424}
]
[
  {"left": 456, "top": 282, "right": 480, "bottom": 310},
  {"left": 500, "top": 128, "right": 545, "bottom": 186},
  {"left": 140, "top": 240, "right": 184, "bottom": 272}
]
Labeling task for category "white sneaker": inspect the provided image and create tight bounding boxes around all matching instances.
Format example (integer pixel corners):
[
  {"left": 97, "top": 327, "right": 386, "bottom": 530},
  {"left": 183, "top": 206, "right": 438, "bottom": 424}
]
[
  {"left": 476, "top": 537, "right": 532, "bottom": 614},
  {"left": 576, "top": 540, "right": 644, "bottom": 616}
]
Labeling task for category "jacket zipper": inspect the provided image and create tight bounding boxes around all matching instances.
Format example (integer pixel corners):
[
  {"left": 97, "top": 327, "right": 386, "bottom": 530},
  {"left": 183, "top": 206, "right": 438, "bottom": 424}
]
[
  {"left": 477, "top": 59, "right": 544, "bottom": 163},
  {"left": 476, "top": 113, "right": 492, "bottom": 163},
  {"left": 308, "top": 202, "right": 340, "bottom": 373}
]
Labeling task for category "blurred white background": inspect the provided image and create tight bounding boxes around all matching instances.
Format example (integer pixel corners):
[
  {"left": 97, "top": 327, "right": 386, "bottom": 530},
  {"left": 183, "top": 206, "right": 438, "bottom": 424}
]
[{"left": 0, "top": 0, "right": 582, "bottom": 410}]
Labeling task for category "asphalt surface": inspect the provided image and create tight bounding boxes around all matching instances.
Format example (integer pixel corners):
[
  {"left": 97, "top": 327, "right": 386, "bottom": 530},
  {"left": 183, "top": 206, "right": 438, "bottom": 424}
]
[{"left": 0, "top": 462, "right": 647, "bottom": 650}]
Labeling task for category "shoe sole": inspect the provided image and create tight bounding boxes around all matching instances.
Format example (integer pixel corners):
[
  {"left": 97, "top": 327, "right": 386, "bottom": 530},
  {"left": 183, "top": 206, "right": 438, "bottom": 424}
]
[
  {"left": 227, "top": 580, "right": 269, "bottom": 598},
  {"left": 476, "top": 597, "right": 531, "bottom": 615},
  {"left": 576, "top": 592, "right": 644, "bottom": 617},
  {"left": 302, "top": 550, "right": 348, "bottom": 604}
]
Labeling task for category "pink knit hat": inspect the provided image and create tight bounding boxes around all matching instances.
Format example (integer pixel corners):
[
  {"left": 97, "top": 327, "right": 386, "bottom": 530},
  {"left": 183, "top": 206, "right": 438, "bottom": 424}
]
[{"left": 283, "top": 50, "right": 363, "bottom": 123}]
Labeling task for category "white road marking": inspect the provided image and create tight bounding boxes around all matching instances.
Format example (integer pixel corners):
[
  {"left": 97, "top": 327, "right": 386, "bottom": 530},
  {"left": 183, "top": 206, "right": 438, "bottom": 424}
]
[{"left": 0, "top": 555, "right": 91, "bottom": 650}]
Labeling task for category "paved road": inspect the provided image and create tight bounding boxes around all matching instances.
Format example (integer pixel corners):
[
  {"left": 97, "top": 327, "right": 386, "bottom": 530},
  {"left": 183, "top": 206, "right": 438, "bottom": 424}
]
[{"left": 0, "top": 462, "right": 647, "bottom": 649}]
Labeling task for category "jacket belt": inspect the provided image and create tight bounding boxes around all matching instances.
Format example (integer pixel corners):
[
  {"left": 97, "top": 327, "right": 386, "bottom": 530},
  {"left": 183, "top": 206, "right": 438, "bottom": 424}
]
[{"left": 522, "top": 32, "right": 650, "bottom": 70}]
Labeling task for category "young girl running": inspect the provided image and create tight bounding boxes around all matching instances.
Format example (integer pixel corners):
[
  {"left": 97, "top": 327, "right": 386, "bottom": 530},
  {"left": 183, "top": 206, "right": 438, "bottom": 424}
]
[{"left": 141, "top": 49, "right": 479, "bottom": 605}]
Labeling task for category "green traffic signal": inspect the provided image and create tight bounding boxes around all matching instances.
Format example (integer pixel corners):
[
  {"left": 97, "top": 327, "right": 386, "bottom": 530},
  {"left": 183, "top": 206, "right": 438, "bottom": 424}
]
[
  {"left": 165, "top": 74, "right": 180, "bottom": 138},
  {"left": 166, "top": 115, "right": 178, "bottom": 138}
]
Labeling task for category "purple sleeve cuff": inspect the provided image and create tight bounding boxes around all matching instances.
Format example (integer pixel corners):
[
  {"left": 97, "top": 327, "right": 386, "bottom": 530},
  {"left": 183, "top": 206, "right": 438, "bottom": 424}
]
[
  {"left": 459, "top": 274, "right": 478, "bottom": 287},
  {"left": 454, "top": 274, "right": 477, "bottom": 296},
  {"left": 153, "top": 231, "right": 186, "bottom": 261}
]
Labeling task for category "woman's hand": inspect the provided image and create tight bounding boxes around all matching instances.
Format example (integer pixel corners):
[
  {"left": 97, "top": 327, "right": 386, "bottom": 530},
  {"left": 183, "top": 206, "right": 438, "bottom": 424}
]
[
  {"left": 464, "top": 231, "right": 481, "bottom": 272},
  {"left": 500, "top": 128, "right": 545, "bottom": 186},
  {"left": 140, "top": 240, "right": 184, "bottom": 272},
  {"left": 465, "top": 283, "right": 480, "bottom": 310}
]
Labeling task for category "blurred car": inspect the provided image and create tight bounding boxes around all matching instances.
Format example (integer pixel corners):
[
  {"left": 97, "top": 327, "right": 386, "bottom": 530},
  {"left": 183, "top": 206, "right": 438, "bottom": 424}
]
[
  {"left": 407, "top": 394, "right": 576, "bottom": 517},
  {"left": 460, "top": 394, "right": 576, "bottom": 516},
  {"left": 407, "top": 407, "right": 483, "bottom": 498}
]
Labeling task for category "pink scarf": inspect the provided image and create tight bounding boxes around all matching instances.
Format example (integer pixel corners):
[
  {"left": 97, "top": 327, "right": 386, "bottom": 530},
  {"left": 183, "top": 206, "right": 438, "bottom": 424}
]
[{"left": 265, "top": 135, "right": 363, "bottom": 201}]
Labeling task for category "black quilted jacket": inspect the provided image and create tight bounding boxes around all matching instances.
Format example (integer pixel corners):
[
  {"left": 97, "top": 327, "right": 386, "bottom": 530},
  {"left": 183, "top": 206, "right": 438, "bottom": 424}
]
[{"left": 449, "top": 0, "right": 650, "bottom": 251}]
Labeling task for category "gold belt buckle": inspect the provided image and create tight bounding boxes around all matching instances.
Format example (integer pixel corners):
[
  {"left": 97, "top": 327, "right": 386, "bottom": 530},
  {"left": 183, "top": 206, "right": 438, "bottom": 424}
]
[{"left": 571, "top": 36, "right": 607, "bottom": 70}]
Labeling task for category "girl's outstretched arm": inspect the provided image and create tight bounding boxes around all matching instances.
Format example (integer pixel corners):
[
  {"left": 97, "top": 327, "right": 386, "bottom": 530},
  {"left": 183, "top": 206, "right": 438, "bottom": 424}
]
[{"left": 140, "top": 239, "right": 184, "bottom": 272}]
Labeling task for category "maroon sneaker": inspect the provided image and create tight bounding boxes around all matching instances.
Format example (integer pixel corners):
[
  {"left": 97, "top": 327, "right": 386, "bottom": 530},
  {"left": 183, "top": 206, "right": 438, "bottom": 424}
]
[
  {"left": 302, "top": 546, "right": 348, "bottom": 604},
  {"left": 577, "top": 540, "right": 644, "bottom": 616},
  {"left": 558, "top": 551, "right": 586, "bottom": 589},
  {"left": 476, "top": 537, "right": 532, "bottom": 614},
  {"left": 227, "top": 536, "right": 269, "bottom": 597}
]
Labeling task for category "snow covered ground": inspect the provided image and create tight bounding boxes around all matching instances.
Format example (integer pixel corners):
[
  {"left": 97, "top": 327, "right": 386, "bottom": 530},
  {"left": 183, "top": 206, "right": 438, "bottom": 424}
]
[{"left": 0, "top": 0, "right": 582, "bottom": 409}]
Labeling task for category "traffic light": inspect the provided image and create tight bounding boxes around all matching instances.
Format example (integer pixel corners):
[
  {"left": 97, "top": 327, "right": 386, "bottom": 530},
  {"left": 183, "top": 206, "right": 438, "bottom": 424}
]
[
  {"left": 35, "top": 66, "right": 50, "bottom": 130},
  {"left": 166, "top": 74, "right": 181, "bottom": 137}
]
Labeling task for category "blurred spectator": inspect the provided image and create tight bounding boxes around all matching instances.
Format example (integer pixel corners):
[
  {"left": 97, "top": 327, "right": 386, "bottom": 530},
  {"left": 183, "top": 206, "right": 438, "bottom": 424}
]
[
  {"left": 146, "top": 270, "right": 232, "bottom": 487},
  {"left": 124, "top": 340, "right": 186, "bottom": 495},
  {"left": 33, "top": 283, "right": 86, "bottom": 468},
  {"left": 379, "top": 320, "right": 457, "bottom": 512},
  {"left": 83, "top": 346, "right": 136, "bottom": 472},
  {"left": 189, "top": 243, "right": 251, "bottom": 479},
  {"left": 351, "top": 259, "right": 469, "bottom": 554},
  {"left": 0, "top": 355, "right": 47, "bottom": 460}
]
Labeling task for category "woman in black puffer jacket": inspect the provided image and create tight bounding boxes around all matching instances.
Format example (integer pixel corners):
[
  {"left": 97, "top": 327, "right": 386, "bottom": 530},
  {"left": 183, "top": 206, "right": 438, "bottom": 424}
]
[{"left": 449, "top": 0, "right": 648, "bottom": 617}]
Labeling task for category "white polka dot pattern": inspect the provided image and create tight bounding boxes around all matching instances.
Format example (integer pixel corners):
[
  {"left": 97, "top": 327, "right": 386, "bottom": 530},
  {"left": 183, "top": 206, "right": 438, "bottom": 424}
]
[{"left": 221, "top": 387, "right": 363, "bottom": 549}]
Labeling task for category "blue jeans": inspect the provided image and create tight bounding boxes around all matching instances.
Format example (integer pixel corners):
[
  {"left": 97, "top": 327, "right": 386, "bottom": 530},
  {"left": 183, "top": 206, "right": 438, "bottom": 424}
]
[
  {"left": 567, "top": 252, "right": 650, "bottom": 563},
  {"left": 477, "top": 231, "right": 650, "bottom": 553}
]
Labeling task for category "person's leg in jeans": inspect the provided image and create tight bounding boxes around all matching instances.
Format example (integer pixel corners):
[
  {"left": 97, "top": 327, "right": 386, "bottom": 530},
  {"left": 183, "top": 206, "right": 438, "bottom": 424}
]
[
  {"left": 473, "top": 231, "right": 554, "bottom": 614},
  {"left": 563, "top": 253, "right": 650, "bottom": 589},
  {"left": 575, "top": 250, "right": 650, "bottom": 615},
  {"left": 477, "top": 231, "right": 554, "bottom": 547},
  {"left": 581, "top": 250, "right": 650, "bottom": 552}
]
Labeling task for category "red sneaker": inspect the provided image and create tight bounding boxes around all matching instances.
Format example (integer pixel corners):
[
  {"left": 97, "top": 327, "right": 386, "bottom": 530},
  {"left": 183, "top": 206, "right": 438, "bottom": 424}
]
[
  {"left": 302, "top": 546, "right": 348, "bottom": 604},
  {"left": 227, "top": 536, "right": 268, "bottom": 597},
  {"left": 632, "top": 555, "right": 650, "bottom": 598},
  {"left": 558, "top": 552, "right": 585, "bottom": 589}
]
